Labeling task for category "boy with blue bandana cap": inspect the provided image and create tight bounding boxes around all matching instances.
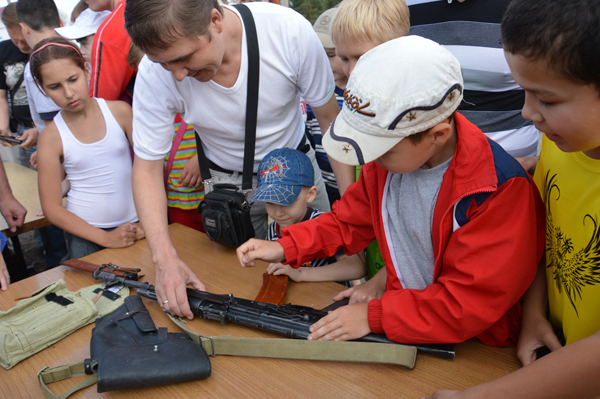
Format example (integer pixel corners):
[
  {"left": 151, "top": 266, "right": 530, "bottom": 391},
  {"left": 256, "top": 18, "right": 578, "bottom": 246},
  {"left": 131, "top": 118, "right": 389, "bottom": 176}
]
[{"left": 252, "top": 148, "right": 364, "bottom": 286}]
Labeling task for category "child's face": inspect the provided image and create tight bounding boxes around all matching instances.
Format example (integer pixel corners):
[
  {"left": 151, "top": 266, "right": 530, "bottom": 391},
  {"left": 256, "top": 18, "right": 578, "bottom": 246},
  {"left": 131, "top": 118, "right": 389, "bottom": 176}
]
[
  {"left": 505, "top": 51, "right": 600, "bottom": 159},
  {"left": 264, "top": 186, "right": 317, "bottom": 229},
  {"left": 324, "top": 47, "right": 346, "bottom": 83},
  {"left": 335, "top": 38, "right": 381, "bottom": 77},
  {"left": 375, "top": 136, "right": 436, "bottom": 174},
  {"left": 76, "top": 34, "right": 95, "bottom": 64},
  {"left": 40, "top": 59, "right": 90, "bottom": 112}
]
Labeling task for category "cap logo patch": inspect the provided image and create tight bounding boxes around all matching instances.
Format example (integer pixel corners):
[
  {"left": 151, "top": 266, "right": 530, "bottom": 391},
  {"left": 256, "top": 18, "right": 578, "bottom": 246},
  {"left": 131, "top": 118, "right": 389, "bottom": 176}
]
[
  {"left": 407, "top": 111, "right": 417, "bottom": 121},
  {"left": 343, "top": 89, "right": 376, "bottom": 117},
  {"left": 260, "top": 156, "right": 288, "bottom": 180},
  {"left": 343, "top": 144, "right": 352, "bottom": 153}
]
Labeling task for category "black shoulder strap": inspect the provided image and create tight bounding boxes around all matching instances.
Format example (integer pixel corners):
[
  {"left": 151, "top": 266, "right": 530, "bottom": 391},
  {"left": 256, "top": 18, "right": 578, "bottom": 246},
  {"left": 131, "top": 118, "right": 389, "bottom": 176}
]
[
  {"left": 197, "top": 3, "right": 259, "bottom": 190},
  {"left": 13, "top": 70, "right": 25, "bottom": 94}
]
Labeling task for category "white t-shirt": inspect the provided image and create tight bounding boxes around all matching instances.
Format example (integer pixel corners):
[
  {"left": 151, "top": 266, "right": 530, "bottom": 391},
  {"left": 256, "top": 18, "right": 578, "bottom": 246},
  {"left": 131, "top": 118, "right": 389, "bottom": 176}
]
[
  {"left": 132, "top": 3, "right": 335, "bottom": 173},
  {"left": 24, "top": 61, "right": 61, "bottom": 131}
]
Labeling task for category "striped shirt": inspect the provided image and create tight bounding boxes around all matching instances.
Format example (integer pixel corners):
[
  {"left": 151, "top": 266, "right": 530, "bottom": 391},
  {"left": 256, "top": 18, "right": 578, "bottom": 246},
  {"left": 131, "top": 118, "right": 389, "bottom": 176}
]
[
  {"left": 305, "top": 86, "right": 345, "bottom": 194},
  {"left": 406, "top": 0, "right": 539, "bottom": 158},
  {"left": 164, "top": 122, "right": 205, "bottom": 210}
]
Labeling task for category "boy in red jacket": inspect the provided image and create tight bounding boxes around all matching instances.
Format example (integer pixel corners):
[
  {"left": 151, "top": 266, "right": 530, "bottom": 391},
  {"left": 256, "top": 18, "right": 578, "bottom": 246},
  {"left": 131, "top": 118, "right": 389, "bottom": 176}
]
[{"left": 237, "top": 36, "right": 545, "bottom": 347}]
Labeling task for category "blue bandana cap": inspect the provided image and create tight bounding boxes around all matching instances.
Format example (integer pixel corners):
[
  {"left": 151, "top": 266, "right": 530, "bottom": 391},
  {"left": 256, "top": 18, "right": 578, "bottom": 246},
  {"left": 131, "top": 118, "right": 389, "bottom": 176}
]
[{"left": 251, "top": 148, "right": 314, "bottom": 206}]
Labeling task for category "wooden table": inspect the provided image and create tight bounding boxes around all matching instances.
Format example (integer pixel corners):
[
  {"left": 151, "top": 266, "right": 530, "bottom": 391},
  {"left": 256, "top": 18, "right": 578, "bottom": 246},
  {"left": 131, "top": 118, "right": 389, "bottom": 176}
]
[
  {"left": 0, "top": 162, "right": 50, "bottom": 238},
  {"left": 0, "top": 224, "right": 521, "bottom": 398}
]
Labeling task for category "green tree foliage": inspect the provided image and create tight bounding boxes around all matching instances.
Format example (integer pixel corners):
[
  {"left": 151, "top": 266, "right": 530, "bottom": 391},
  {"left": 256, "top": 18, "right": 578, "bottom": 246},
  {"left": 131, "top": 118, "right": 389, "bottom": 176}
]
[{"left": 290, "top": 0, "right": 341, "bottom": 24}]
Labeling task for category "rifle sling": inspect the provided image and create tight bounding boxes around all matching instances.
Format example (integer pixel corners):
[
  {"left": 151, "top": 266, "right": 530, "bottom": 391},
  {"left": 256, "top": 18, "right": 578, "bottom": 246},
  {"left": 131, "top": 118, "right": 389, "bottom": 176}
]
[{"left": 167, "top": 312, "right": 417, "bottom": 368}]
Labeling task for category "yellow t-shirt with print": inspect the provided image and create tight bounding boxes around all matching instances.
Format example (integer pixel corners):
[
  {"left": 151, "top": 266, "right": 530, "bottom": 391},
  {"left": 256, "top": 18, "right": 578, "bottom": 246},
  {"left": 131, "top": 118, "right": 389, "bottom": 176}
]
[{"left": 533, "top": 136, "right": 600, "bottom": 345}]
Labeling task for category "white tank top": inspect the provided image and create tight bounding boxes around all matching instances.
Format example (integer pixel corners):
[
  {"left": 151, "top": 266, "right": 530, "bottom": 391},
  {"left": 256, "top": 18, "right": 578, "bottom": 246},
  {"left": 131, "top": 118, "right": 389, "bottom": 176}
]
[{"left": 56, "top": 98, "right": 137, "bottom": 228}]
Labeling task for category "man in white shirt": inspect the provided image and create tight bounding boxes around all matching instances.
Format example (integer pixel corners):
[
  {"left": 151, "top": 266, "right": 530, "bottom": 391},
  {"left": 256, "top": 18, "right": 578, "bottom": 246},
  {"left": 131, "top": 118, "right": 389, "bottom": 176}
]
[{"left": 124, "top": 0, "right": 349, "bottom": 318}]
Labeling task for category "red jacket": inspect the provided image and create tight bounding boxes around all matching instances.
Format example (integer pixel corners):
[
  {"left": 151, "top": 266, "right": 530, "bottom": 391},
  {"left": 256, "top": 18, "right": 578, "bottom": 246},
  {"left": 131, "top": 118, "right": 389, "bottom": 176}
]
[
  {"left": 89, "top": 0, "right": 135, "bottom": 101},
  {"left": 278, "top": 113, "right": 545, "bottom": 347}
]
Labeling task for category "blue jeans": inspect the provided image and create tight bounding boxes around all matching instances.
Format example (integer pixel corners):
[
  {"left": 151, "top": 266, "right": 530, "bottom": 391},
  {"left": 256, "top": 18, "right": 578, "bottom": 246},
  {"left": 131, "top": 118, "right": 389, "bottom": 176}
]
[{"left": 15, "top": 124, "right": 36, "bottom": 170}]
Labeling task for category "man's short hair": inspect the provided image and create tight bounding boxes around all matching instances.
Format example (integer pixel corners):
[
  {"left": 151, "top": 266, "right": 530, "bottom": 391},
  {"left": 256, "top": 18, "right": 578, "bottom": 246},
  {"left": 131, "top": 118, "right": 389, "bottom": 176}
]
[
  {"left": 16, "top": 0, "right": 61, "bottom": 31},
  {"left": 125, "top": 0, "right": 222, "bottom": 52},
  {"left": 502, "top": 0, "right": 600, "bottom": 89},
  {"left": 1, "top": 3, "right": 20, "bottom": 29},
  {"left": 331, "top": 0, "right": 410, "bottom": 47}
]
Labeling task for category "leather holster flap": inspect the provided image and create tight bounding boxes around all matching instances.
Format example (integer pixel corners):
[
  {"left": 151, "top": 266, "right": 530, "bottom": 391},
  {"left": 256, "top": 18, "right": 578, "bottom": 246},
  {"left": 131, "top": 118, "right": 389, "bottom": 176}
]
[{"left": 90, "top": 295, "right": 211, "bottom": 393}]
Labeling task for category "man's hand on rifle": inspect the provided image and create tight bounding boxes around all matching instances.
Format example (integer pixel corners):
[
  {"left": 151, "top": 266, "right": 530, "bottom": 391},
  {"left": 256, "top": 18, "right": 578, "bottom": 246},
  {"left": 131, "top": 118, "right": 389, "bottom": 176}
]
[
  {"left": 155, "top": 257, "right": 205, "bottom": 319},
  {"left": 237, "top": 239, "right": 285, "bottom": 267}
]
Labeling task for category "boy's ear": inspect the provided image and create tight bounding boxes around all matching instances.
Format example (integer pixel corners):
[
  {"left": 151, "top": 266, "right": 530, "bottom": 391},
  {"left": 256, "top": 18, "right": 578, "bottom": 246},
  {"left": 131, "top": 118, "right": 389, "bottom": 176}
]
[
  {"left": 59, "top": 19, "right": 64, "bottom": 28},
  {"left": 84, "top": 62, "right": 91, "bottom": 82},
  {"left": 306, "top": 186, "right": 318, "bottom": 203},
  {"left": 19, "top": 23, "right": 31, "bottom": 39},
  {"left": 430, "top": 120, "right": 453, "bottom": 145}
]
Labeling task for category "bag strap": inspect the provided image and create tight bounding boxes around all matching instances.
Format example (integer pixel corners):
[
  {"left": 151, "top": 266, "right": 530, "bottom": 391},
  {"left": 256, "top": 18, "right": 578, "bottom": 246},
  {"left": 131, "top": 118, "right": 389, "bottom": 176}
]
[
  {"left": 13, "top": 70, "right": 25, "bottom": 95},
  {"left": 36, "top": 314, "right": 416, "bottom": 398},
  {"left": 164, "top": 120, "right": 189, "bottom": 187},
  {"left": 37, "top": 362, "right": 97, "bottom": 399},
  {"left": 167, "top": 313, "right": 417, "bottom": 368},
  {"left": 196, "top": 2, "right": 259, "bottom": 190}
]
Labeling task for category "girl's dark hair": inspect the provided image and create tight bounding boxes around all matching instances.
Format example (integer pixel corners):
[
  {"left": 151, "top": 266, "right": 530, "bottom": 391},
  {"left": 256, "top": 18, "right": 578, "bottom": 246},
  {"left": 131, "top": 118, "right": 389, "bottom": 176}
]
[{"left": 30, "top": 37, "right": 87, "bottom": 89}]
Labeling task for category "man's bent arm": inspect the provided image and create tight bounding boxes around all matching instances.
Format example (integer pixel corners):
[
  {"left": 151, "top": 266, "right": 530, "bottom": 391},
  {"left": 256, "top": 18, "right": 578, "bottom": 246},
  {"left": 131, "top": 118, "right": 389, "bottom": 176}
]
[
  {"left": 312, "top": 94, "right": 355, "bottom": 195},
  {"left": 132, "top": 156, "right": 205, "bottom": 319}
]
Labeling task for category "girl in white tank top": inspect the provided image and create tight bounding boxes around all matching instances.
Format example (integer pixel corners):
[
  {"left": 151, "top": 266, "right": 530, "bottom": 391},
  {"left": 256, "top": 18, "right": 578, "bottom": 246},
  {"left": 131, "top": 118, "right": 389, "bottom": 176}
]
[{"left": 33, "top": 37, "right": 145, "bottom": 259}]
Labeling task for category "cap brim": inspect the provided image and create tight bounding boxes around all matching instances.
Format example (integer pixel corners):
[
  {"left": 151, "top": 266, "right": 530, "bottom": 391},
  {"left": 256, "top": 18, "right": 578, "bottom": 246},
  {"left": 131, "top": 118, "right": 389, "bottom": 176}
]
[
  {"left": 55, "top": 26, "right": 94, "bottom": 40},
  {"left": 250, "top": 184, "right": 304, "bottom": 206},
  {"left": 315, "top": 32, "right": 334, "bottom": 48},
  {"left": 322, "top": 113, "right": 405, "bottom": 166}
]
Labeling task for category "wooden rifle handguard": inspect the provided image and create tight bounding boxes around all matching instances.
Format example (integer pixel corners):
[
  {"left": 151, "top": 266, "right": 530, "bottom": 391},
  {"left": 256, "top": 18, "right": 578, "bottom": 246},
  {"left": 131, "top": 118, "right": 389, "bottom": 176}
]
[
  {"left": 63, "top": 259, "right": 142, "bottom": 280},
  {"left": 253, "top": 273, "right": 288, "bottom": 305}
]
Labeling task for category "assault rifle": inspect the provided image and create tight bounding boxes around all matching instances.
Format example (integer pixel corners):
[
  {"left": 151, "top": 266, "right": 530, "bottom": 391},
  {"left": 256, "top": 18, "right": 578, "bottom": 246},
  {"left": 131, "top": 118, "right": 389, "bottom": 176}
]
[{"left": 85, "top": 268, "right": 455, "bottom": 359}]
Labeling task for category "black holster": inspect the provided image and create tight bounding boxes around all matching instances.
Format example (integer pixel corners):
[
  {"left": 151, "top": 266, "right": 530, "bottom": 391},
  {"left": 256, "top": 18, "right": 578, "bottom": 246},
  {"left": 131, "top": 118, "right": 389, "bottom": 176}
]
[{"left": 86, "top": 295, "right": 211, "bottom": 393}]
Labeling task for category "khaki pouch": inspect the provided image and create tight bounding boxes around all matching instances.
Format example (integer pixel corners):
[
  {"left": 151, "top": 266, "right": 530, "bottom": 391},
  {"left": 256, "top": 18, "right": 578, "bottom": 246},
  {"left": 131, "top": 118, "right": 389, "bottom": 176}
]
[{"left": 0, "top": 279, "right": 129, "bottom": 369}]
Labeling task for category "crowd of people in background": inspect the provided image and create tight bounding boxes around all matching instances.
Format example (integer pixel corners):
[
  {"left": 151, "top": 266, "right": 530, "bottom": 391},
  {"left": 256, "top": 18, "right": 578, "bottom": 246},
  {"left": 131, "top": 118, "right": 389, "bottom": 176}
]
[{"left": 0, "top": 0, "right": 598, "bottom": 398}]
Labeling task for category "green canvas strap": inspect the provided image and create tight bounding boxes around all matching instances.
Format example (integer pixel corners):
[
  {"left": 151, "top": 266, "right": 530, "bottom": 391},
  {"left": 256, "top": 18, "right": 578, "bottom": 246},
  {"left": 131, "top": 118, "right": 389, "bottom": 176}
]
[
  {"left": 167, "top": 313, "right": 417, "bottom": 368},
  {"left": 37, "top": 362, "right": 97, "bottom": 399},
  {"left": 36, "top": 315, "right": 416, "bottom": 399}
]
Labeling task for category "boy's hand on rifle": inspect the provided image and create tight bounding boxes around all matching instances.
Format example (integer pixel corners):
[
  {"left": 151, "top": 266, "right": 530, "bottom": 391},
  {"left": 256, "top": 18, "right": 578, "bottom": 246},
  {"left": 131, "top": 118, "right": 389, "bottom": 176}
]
[
  {"left": 333, "top": 267, "right": 386, "bottom": 304},
  {"left": 308, "top": 302, "right": 370, "bottom": 341},
  {"left": 155, "top": 257, "right": 205, "bottom": 320},
  {"left": 104, "top": 223, "right": 137, "bottom": 248},
  {"left": 237, "top": 239, "right": 285, "bottom": 267}
]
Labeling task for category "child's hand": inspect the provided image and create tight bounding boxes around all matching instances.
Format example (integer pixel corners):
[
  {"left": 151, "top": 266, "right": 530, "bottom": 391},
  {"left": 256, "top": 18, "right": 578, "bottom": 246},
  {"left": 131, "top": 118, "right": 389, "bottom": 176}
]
[
  {"left": 267, "top": 262, "right": 302, "bottom": 281},
  {"left": 133, "top": 222, "right": 145, "bottom": 241},
  {"left": 0, "top": 256, "right": 10, "bottom": 290},
  {"left": 516, "top": 314, "right": 562, "bottom": 366},
  {"left": 29, "top": 150, "right": 38, "bottom": 169},
  {"left": 178, "top": 155, "right": 202, "bottom": 188},
  {"left": 105, "top": 223, "right": 136, "bottom": 248},
  {"left": 333, "top": 267, "right": 386, "bottom": 304},
  {"left": 236, "top": 239, "right": 285, "bottom": 267},
  {"left": 308, "top": 302, "right": 370, "bottom": 341}
]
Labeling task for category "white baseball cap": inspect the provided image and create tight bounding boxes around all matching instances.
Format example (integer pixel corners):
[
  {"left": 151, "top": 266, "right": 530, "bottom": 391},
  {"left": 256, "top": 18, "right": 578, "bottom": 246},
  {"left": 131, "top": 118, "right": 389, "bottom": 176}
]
[
  {"left": 54, "top": 9, "right": 111, "bottom": 40},
  {"left": 322, "top": 36, "right": 464, "bottom": 165},
  {"left": 313, "top": 7, "right": 338, "bottom": 48}
]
